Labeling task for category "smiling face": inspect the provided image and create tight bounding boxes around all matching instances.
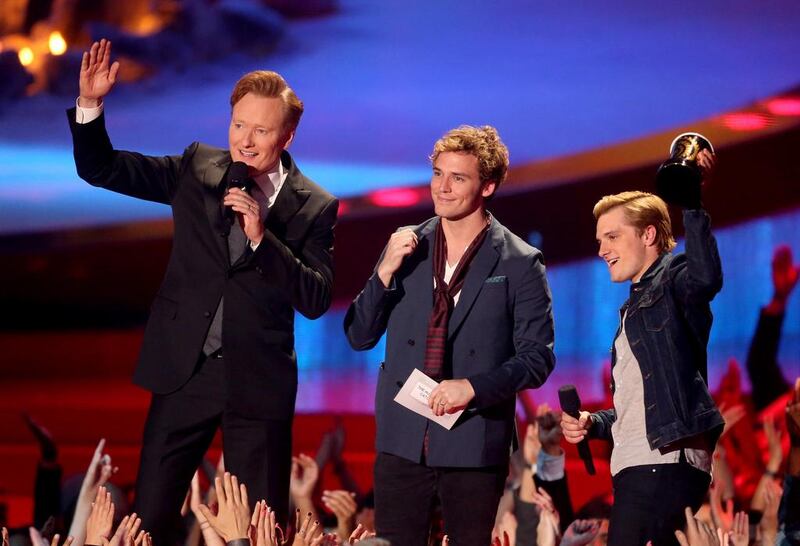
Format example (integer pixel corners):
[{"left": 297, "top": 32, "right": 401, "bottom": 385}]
[
  {"left": 228, "top": 93, "right": 294, "bottom": 176},
  {"left": 595, "top": 206, "right": 659, "bottom": 283},
  {"left": 430, "top": 151, "right": 495, "bottom": 222}
]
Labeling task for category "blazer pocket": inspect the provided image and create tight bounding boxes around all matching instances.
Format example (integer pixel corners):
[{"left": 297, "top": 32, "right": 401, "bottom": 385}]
[{"left": 151, "top": 294, "right": 178, "bottom": 319}]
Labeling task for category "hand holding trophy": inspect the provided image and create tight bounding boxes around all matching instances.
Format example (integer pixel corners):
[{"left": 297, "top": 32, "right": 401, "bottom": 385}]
[{"left": 656, "top": 132, "right": 715, "bottom": 209}]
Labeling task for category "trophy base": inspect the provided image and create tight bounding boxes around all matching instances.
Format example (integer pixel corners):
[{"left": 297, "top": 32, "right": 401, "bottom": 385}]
[{"left": 656, "top": 160, "right": 702, "bottom": 208}]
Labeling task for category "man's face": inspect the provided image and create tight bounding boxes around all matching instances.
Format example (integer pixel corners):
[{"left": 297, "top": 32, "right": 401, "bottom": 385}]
[
  {"left": 430, "top": 151, "right": 495, "bottom": 221},
  {"left": 228, "top": 93, "right": 294, "bottom": 177},
  {"left": 595, "top": 206, "right": 657, "bottom": 283}
]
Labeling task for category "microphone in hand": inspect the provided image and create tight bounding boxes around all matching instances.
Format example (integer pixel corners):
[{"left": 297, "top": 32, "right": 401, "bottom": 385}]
[{"left": 558, "top": 384, "right": 596, "bottom": 475}]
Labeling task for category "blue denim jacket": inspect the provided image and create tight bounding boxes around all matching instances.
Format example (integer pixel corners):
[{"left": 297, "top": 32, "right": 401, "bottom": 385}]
[{"left": 590, "top": 210, "right": 725, "bottom": 451}]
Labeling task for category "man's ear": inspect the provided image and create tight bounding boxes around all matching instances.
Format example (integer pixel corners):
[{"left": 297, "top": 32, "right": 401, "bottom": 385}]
[
  {"left": 481, "top": 180, "right": 497, "bottom": 199},
  {"left": 282, "top": 128, "right": 296, "bottom": 150},
  {"left": 642, "top": 225, "right": 658, "bottom": 247}
]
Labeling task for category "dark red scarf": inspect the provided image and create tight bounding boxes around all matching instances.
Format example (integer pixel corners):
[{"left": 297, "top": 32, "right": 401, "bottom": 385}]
[{"left": 423, "top": 217, "right": 490, "bottom": 380}]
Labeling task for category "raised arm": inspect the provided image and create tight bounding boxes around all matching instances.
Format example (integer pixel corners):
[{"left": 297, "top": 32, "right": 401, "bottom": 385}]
[{"left": 344, "top": 229, "right": 417, "bottom": 350}]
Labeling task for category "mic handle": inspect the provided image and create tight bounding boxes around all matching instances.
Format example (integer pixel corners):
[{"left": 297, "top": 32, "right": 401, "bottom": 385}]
[{"left": 558, "top": 385, "right": 596, "bottom": 475}]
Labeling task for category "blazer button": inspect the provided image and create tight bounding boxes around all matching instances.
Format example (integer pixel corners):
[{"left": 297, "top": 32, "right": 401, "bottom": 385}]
[
  {"left": 407, "top": 339, "right": 415, "bottom": 346},
  {"left": 469, "top": 349, "right": 476, "bottom": 356},
  {"left": 204, "top": 311, "right": 211, "bottom": 318},
  {"left": 256, "top": 267, "right": 263, "bottom": 274}
]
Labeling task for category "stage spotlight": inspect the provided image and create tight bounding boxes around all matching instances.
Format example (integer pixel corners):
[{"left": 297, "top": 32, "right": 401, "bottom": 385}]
[
  {"left": 49, "top": 31, "right": 67, "bottom": 56},
  {"left": 18, "top": 47, "right": 34, "bottom": 66}
]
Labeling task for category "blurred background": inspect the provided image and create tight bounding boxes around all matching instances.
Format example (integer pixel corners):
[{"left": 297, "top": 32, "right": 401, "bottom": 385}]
[{"left": 0, "top": 0, "right": 798, "bottom": 528}]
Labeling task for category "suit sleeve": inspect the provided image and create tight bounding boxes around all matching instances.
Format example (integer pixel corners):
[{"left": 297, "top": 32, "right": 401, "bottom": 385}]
[
  {"left": 468, "top": 251, "right": 556, "bottom": 409},
  {"left": 343, "top": 270, "right": 399, "bottom": 351},
  {"left": 251, "top": 197, "right": 338, "bottom": 319},
  {"left": 67, "top": 107, "right": 183, "bottom": 204}
]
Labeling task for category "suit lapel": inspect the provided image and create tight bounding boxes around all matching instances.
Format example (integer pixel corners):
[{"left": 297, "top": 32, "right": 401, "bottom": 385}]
[
  {"left": 402, "top": 218, "right": 437, "bottom": 314},
  {"left": 265, "top": 152, "right": 311, "bottom": 240},
  {"left": 447, "top": 218, "right": 503, "bottom": 338},
  {"left": 202, "top": 154, "right": 231, "bottom": 264}
]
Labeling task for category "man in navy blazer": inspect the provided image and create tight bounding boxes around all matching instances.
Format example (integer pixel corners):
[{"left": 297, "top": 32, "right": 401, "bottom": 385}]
[
  {"left": 345, "top": 125, "right": 555, "bottom": 546},
  {"left": 69, "top": 40, "right": 337, "bottom": 544}
]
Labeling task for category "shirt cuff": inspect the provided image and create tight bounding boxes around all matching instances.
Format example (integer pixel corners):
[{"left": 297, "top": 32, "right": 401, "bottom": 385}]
[
  {"left": 536, "top": 448, "right": 565, "bottom": 481},
  {"left": 75, "top": 97, "right": 103, "bottom": 124}
]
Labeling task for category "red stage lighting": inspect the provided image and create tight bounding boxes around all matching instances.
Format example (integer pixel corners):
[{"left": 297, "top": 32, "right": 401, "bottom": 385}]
[
  {"left": 765, "top": 97, "right": 800, "bottom": 116},
  {"left": 720, "top": 112, "right": 770, "bottom": 131},
  {"left": 369, "top": 187, "right": 421, "bottom": 207}
]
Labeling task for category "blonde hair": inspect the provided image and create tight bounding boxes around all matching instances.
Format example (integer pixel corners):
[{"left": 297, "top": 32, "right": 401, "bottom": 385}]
[
  {"left": 430, "top": 125, "right": 509, "bottom": 197},
  {"left": 230, "top": 71, "right": 304, "bottom": 132},
  {"left": 593, "top": 191, "right": 676, "bottom": 253}
]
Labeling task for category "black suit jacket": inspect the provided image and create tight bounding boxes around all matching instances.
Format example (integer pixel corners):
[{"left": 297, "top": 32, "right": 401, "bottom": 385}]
[{"left": 68, "top": 109, "right": 338, "bottom": 419}]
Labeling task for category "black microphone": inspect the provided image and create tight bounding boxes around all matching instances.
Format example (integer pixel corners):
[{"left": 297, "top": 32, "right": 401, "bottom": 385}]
[
  {"left": 223, "top": 161, "right": 252, "bottom": 227},
  {"left": 558, "top": 384, "right": 596, "bottom": 475}
]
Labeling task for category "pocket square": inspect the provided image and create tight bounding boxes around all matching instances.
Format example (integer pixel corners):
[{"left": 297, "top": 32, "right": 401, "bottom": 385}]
[{"left": 485, "top": 275, "right": 507, "bottom": 284}]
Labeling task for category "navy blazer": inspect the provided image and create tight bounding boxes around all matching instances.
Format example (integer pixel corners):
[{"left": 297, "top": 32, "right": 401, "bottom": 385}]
[{"left": 344, "top": 216, "right": 555, "bottom": 467}]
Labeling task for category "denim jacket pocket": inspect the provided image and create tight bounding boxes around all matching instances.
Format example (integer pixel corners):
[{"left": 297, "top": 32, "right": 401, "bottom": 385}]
[{"left": 638, "top": 286, "right": 669, "bottom": 332}]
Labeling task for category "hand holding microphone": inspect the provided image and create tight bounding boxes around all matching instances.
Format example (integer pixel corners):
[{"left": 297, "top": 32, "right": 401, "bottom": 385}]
[
  {"left": 558, "top": 385, "right": 596, "bottom": 475},
  {"left": 222, "top": 161, "right": 264, "bottom": 244}
]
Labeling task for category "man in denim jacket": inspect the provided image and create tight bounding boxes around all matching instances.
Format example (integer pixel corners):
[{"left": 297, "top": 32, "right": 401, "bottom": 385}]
[{"left": 562, "top": 149, "right": 724, "bottom": 545}]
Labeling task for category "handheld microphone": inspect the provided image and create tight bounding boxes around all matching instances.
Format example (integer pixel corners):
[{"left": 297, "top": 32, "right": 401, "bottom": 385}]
[
  {"left": 223, "top": 161, "right": 252, "bottom": 227},
  {"left": 558, "top": 384, "right": 596, "bottom": 475}
]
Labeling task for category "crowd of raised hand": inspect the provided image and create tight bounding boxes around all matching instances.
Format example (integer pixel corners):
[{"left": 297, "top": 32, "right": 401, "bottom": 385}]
[{"left": 3, "top": 246, "right": 799, "bottom": 546}]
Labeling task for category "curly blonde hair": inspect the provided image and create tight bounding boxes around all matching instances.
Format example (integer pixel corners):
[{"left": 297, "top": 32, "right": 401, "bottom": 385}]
[
  {"left": 430, "top": 125, "right": 509, "bottom": 198},
  {"left": 593, "top": 191, "right": 676, "bottom": 253}
]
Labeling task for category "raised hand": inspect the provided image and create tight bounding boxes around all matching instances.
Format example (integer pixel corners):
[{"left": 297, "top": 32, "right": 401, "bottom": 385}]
[
  {"left": 347, "top": 524, "right": 374, "bottom": 543},
  {"left": 674, "top": 507, "right": 720, "bottom": 546},
  {"left": 321, "top": 490, "right": 357, "bottom": 541},
  {"left": 772, "top": 245, "right": 799, "bottom": 303},
  {"left": 290, "top": 454, "right": 320, "bottom": 501},
  {"left": 198, "top": 473, "right": 252, "bottom": 542},
  {"left": 537, "top": 407, "right": 563, "bottom": 455},
  {"left": 253, "top": 500, "right": 280, "bottom": 546},
  {"left": 696, "top": 149, "right": 716, "bottom": 182},
  {"left": 727, "top": 511, "right": 748, "bottom": 546},
  {"left": 377, "top": 229, "right": 418, "bottom": 287},
  {"left": 85, "top": 486, "right": 114, "bottom": 546},
  {"left": 522, "top": 422, "right": 541, "bottom": 465},
  {"left": 717, "top": 402, "right": 745, "bottom": 438},
  {"left": 291, "top": 511, "right": 321, "bottom": 546},
  {"left": 560, "top": 520, "right": 601, "bottom": 546},
  {"left": 758, "top": 479, "right": 782, "bottom": 545},
  {"left": 763, "top": 415, "right": 783, "bottom": 473},
  {"left": 708, "top": 484, "right": 734, "bottom": 533},
  {"left": 787, "top": 378, "right": 800, "bottom": 443},
  {"left": 79, "top": 39, "right": 120, "bottom": 107},
  {"left": 192, "top": 484, "right": 224, "bottom": 546},
  {"left": 107, "top": 514, "right": 142, "bottom": 546}
]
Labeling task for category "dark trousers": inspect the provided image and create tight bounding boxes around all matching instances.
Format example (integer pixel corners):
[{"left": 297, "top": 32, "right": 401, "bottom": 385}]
[
  {"left": 608, "top": 462, "right": 711, "bottom": 546},
  {"left": 133, "top": 354, "right": 292, "bottom": 546},
  {"left": 374, "top": 452, "right": 506, "bottom": 546}
]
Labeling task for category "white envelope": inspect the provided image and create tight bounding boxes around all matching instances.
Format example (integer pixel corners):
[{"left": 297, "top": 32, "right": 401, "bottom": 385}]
[{"left": 393, "top": 368, "right": 464, "bottom": 430}]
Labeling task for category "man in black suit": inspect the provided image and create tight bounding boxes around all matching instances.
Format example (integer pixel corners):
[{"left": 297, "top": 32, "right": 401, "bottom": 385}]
[{"left": 68, "top": 39, "right": 337, "bottom": 542}]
